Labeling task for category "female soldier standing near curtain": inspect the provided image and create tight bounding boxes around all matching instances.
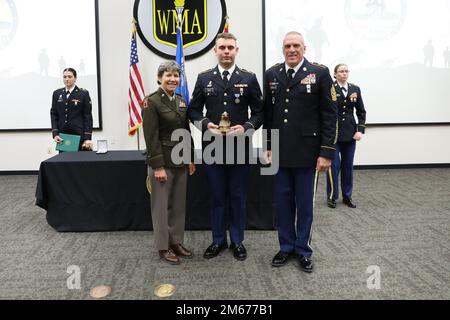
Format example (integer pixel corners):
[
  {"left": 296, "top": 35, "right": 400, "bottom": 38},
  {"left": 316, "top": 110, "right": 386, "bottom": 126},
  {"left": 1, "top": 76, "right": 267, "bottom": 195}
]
[
  {"left": 142, "top": 61, "right": 196, "bottom": 265},
  {"left": 327, "top": 64, "right": 366, "bottom": 209}
]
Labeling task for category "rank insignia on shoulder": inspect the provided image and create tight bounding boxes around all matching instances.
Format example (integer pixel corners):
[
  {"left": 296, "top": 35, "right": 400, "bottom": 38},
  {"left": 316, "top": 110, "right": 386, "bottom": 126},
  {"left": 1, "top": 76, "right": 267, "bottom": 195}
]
[
  {"left": 240, "top": 68, "right": 254, "bottom": 74},
  {"left": 312, "top": 62, "right": 326, "bottom": 69},
  {"left": 271, "top": 63, "right": 282, "bottom": 69},
  {"left": 200, "top": 68, "right": 213, "bottom": 75},
  {"left": 331, "top": 86, "right": 337, "bottom": 102}
]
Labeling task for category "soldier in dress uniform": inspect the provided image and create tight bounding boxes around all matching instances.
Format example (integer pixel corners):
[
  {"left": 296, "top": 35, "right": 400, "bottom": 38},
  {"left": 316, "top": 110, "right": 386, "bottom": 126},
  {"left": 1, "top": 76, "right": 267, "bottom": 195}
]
[
  {"left": 142, "top": 61, "right": 196, "bottom": 265},
  {"left": 188, "top": 33, "right": 264, "bottom": 261},
  {"left": 264, "top": 31, "right": 337, "bottom": 273},
  {"left": 50, "top": 68, "right": 93, "bottom": 150},
  {"left": 326, "top": 64, "right": 366, "bottom": 209}
]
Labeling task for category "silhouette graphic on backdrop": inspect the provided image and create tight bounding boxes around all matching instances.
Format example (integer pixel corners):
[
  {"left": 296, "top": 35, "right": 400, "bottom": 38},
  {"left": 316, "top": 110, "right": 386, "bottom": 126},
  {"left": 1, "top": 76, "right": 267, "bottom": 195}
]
[
  {"left": 423, "top": 40, "right": 434, "bottom": 67},
  {"left": 444, "top": 47, "right": 450, "bottom": 68},
  {"left": 58, "top": 56, "right": 66, "bottom": 74},
  {"left": 307, "top": 17, "right": 329, "bottom": 62},
  {"left": 79, "top": 59, "right": 86, "bottom": 75},
  {"left": 38, "top": 49, "right": 50, "bottom": 76}
]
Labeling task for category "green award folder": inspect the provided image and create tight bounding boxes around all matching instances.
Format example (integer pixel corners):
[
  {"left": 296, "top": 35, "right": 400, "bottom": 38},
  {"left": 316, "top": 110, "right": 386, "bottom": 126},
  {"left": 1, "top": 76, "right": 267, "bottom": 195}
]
[{"left": 56, "top": 133, "right": 81, "bottom": 152}]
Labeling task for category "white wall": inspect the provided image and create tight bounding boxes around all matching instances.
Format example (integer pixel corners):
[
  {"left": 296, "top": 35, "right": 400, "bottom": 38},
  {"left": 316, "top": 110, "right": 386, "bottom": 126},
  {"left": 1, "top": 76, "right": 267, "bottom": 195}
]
[{"left": 0, "top": 0, "right": 449, "bottom": 171}]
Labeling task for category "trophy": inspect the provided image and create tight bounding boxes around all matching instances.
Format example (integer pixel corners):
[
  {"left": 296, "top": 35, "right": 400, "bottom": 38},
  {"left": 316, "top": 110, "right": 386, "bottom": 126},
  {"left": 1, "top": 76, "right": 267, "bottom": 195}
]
[{"left": 218, "top": 112, "right": 231, "bottom": 134}]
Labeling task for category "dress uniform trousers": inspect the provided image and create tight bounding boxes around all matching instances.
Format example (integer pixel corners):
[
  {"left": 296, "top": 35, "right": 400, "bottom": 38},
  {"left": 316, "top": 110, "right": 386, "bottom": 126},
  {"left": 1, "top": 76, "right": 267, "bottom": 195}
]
[
  {"left": 204, "top": 164, "right": 250, "bottom": 246},
  {"left": 327, "top": 140, "right": 356, "bottom": 201},
  {"left": 275, "top": 167, "right": 315, "bottom": 257}
]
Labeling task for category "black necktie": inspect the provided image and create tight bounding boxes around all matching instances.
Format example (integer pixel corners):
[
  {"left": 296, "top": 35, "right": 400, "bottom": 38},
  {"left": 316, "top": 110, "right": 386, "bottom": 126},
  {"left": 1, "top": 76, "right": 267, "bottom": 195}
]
[
  {"left": 222, "top": 70, "right": 229, "bottom": 86},
  {"left": 287, "top": 68, "right": 295, "bottom": 84},
  {"left": 341, "top": 87, "right": 347, "bottom": 97},
  {"left": 66, "top": 90, "right": 71, "bottom": 99}
]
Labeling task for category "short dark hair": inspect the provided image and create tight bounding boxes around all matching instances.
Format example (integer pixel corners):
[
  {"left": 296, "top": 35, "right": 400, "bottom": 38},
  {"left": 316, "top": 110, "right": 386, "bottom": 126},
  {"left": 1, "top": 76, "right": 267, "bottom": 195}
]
[
  {"left": 157, "top": 61, "right": 181, "bottom": 85},
  {"left": 63, "top": 68, "right": 77, "bottom": 78},
  {"left": 215, "top": 32, "right": 237, "bottom": 45}
]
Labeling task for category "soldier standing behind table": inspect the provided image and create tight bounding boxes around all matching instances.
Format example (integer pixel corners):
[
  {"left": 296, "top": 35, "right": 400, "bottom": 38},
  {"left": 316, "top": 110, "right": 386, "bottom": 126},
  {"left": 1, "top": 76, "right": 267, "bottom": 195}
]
[{"left": 50, "top": 68, "right": 93, "bottom": 151}]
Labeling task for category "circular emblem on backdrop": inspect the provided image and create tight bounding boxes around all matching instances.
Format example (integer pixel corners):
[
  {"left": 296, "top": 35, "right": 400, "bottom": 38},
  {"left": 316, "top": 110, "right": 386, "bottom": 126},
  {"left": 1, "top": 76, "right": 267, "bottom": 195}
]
[
  {"left": 344, "top": 0, "right": 407, "bottom": 41},
  {"left": 134, "top": 0, "right": 227, "bottom": 60},
  {"left": 0, "top": 0, "right": 18, "bottom": 50}
]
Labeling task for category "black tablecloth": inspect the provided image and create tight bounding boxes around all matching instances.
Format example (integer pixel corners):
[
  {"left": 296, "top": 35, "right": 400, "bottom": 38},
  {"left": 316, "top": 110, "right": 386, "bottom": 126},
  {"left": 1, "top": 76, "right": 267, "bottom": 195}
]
[{"left": 35, "top": 151, "right": 275, "bottom": 232}]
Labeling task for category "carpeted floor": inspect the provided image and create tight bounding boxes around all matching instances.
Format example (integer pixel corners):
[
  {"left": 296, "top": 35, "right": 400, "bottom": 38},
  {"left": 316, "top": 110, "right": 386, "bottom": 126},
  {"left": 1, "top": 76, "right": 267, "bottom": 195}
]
[{"left": 0, "top": 168, "right": 449, "bottom": 300}]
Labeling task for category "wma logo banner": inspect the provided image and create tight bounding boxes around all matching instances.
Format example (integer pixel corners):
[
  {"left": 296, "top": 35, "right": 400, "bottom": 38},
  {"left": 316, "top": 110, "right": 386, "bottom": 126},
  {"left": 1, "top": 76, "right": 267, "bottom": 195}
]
[{"left": 134, "top": 0, "right": 227, "bottom": 60}]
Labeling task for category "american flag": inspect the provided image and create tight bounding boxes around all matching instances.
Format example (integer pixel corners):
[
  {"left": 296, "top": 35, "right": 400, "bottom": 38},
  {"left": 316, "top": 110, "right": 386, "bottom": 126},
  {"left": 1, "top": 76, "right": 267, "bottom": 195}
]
[{"left": 128, "top": 27, "right": 145, "bottom": 136}]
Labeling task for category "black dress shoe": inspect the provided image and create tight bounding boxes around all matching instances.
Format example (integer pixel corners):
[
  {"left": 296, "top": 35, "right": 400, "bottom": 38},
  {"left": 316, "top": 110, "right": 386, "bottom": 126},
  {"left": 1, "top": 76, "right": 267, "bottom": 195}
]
[
  {"left": 271, "top": 251, "right": 293, "bottom": 267},
  {"left": 343, "top": 197, "right": 356, "bottom": 208},
  {"left": 203, "top": 243, "right": 228, "bottom": 259},
  {"left": 230, "top": 243, "right": 247, "bottom": 261},
  {"left": 298, "top": 255, "right": 313, "bottom": 273},
  {"left": 327, "top": 199, "right": 337, "bottom": 209}
]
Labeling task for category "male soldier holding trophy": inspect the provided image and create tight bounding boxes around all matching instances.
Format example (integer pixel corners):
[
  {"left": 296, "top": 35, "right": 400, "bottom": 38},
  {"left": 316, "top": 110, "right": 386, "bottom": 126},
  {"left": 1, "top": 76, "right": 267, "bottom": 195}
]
[{"left": 188, "top": 33, "right": 264, "bottom": 261}]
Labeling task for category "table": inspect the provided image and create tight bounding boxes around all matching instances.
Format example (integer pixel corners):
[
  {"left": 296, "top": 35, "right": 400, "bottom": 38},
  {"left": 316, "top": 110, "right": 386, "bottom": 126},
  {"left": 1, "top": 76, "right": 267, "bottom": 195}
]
[{"left": 35, "top": 151, "right": 275, "bottom": 232}]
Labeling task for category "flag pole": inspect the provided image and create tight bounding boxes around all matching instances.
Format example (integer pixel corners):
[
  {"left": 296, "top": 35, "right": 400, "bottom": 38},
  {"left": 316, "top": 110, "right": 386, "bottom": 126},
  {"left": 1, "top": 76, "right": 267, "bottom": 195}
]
[
  {"left": 137, "top": 127, "right": 140, "bottom": 150},
  {"left": 132, "top": 19, "right": 141, "bottom": 151},
  {"left": 133, "top": 18, "right": 141, "bottom": 150}
]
